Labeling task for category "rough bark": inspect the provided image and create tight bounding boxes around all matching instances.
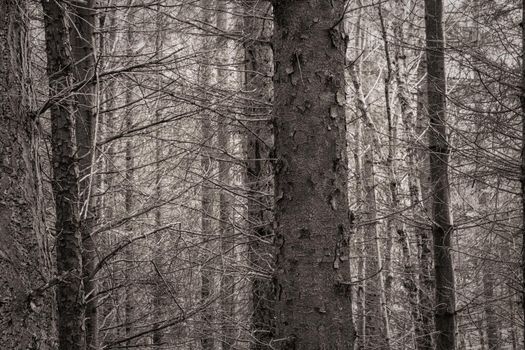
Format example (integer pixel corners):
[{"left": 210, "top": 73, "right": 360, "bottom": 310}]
[
  {"left": 243, "top": 1, "right": 275, "bottom": 348},
  {"left": 424, "top": 0, "right": 456, "bottom": 348},
  {"left": 70, "top": 1, "right": 98, "bottom": 348},
  {"left": 0, "top": 0, "right": 52, "bottom": 348},
  {"left": 272, "top": 0, "right": 355, "bottom": 348},
  {"left": 41, "top": 0, "right": 84, "bottom": 348},
  {"left": 521, "top": 0, "right": 525, "bottom": 344}
]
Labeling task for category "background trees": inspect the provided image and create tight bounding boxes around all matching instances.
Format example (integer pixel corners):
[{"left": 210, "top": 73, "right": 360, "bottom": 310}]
[{"left": 0, "top": 0, "right": 524, "bottom": 349}]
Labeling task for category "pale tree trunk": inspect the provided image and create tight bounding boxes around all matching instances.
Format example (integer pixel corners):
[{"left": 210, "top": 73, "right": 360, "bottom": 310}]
[
  {"left": 70, "top": 1, "right": 98, "bottom": 348},
  {"left": 346, "top": 7, "right": 366, "bottom": 348},
  {"left": 378, "top": 3, "right": 394, "bottom": 307},
  {"left": 152, "top": 4, "right": 165, "bottom": 348},
  {"left": 41, "top": 0, "right": 84, "bottom": 348},
  {"left": 394, "top": 3, "right": 433, "bottom": 348},
  {"left": 349, "top": 65, "right": 390, "bottom": 350},
  {"left": 200, "top": 2, "right": 217, "bottom": 349},
  {"left": 272, "top": 0, "right": 355, "bottom": 348},
  {"left": 215, "top": 2, "right": 235, "bottom": 348},
  {"left": 124, "top": 4, "right": 135, "bottom": 347},
  {"left": 0, "top": 1, "right": 52, "bottom": 348},
  {"left": 243, "top": 1, "right": 274, "bottom": 348},
  {"left": 424, "top": 0, "right": 457, "bottom": 348}
]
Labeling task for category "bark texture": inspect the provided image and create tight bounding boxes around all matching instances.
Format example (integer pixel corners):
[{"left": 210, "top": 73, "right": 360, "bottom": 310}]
[
  {"left": 272, "top": 0, "right": 355, "bottom": 348},
  {"left": 0, "top": 0, "right": 52, "bottom": 348},
  {"left": 424, "top": 0, "right": 456, "bottom": 348},
  {"left": 41, "top": 0, "right": 84, "bottom": 348}
]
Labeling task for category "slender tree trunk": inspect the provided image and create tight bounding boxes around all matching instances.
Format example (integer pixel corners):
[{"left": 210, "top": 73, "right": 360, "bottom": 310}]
[
  {"left": 424, "top": 0, "right": 456, "bottom": 348},
  {"left": 0, "top": 1, "right": 52, "bottom": 348},
  {"left": 70, "top": 1, "right": 98, "bottom": 348},
  {"left": 152, "top": 4, "right": 164, "bottom": 348},
  {"left": 272, "top": 0, "right": 355, "bottom": 348},
  {"left": 200, "top": 3, "right": 217, "bottom": 349},
  {"left": 394, "top": 4, "right": 433, "bottom": 348},
  {"left": 215, "top": 2, "right": 235, "bottom": 348},
  {"left": 415, "top": 58, "right": 435, "bottom": 350},
  {"left": 243, "top": 1, "right": 275, "bottom": 348},
  {"left": 349, "top": 65, "right": 390, "bottom": 350},
  {"left": 41, "top": 0, "right": 84, "bottom": 348},
  {"left": 124, "top": 4, "right": 135, "bottom": 347}
]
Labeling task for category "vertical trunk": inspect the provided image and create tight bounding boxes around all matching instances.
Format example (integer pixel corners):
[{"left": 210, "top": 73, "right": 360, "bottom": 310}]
[
  {"left": 243, "top": 1, "right": 275, "bottom": 348},
  {"left": 200, "top": 3, "right": 216, "bottom": 349},
  {"left": 152, "top": 4, "right": 164, "bottom": 348},
  {"left": 216, "top": 3, "right": 234, "bottom": 348},
  {"left": 349, "top": 65, "right": 390, "bottom": 350},
  {"left": 394, "top": 3, "right": 433, "bottom": 348},
  {"left": 415, "top": 58, "right": 435, "bottom": 349},
  {"left": 70, "top": 1, "right": 98, "bottom": 349},
  {"left": 424, "top": 0, "right": 456, "bottom": 348},
  {"left": 272, "top": 0, "right": 355, "bottom": 348},
  {"left": 124, "top": 4, "right": 135, "bottom": 347},
  {"left": 520, "top": 0, "right": 525, "bottom": 344},
  {"left": 41, "top": 0, "right": 84, "bottom": 348},
  {"left": 0, "top": 1, "right": 52, "bottom": 348},
  {"left": 378, "top": 3, "right": 394, "bottom": 308}
]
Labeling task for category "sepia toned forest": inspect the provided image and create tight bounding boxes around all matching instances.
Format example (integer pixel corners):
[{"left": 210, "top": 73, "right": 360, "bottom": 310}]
[{"left": 0, "top": 0, "right": 524, "bottom": 349}]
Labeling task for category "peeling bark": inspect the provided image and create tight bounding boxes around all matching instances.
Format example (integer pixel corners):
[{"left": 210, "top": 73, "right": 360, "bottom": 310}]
[{"left": 272, "top": 0, "right": 355, "bottom": 348}]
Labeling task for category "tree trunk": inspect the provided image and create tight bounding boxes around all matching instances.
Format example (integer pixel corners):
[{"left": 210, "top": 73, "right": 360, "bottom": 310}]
[
  {"left": 520, "top": 0, "right": 525, "bottom": 345},
  {"left": 272, "top": 0, "right": 355, "bottom": 348},
  {"left": 124, "top": 5, "right": 135, "bottom": 347},
  {"left": 349, "top": 64, "right": 390, "bottom": 350},
  {"left": 0, "top": 1, "right": 52, "bottom": 348},
  {"left": 199, "top": 3, "right": 217, "bottom": 349},
  {"left": 41, "top": 0, "right": 84, "bottom": 348},
  {"left": 243, "top": 1, "right": 275, "bottom": 348},
  {"left": 424, "top": 0, "right": 456, "bottom": 348},
  {"left": 70, "top": 1, "right": 98, "bottom": 348}
]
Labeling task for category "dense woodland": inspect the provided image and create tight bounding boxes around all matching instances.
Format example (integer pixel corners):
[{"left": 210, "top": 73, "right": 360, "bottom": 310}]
[{"left": 0, "top": 0, "right": 524, "bottom": 349}]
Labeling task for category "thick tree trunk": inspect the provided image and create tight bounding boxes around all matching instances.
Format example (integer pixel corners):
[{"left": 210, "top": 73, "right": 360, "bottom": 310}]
[
  {"left": 272, "top": 0, "right": 355, "bottom": 348},
  {"left": 70, "top": 1, "right": 98, "bottom": 348},
  {"left": 0, "top": 1, "right": 52, "bottom": 348},
  {"left": 424, "top": 0, "right": 456, "bottom": 348},
  {"left": 41, "top": 0, "right": 84, "bottom": 348},
  {"left": 520, "top": 0, "right": 525, "bottom": 344},
  {"left": 243, "top": 1, "right": 275, "bottom": 349}
]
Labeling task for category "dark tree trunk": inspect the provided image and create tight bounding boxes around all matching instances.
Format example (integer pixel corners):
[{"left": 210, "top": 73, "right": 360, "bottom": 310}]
[
  {"left": 243, "top": 1, "right": 275, "bottom": 349},
  {"left": 0, "top": 1, "right": 52, "bottom": 348},
  {"left": 520, "top": 1, "right": 525, "bottom": 344},
  {"left": 41, "top": 0, "right": 84, "bottom": 348},
  {"left": 424, "top": 0, "right": 456, "bottom": 349},
  {"left": 70, "top": 1, "right": 98, "bottom": 348},
  {"left": 272, "top": 0, "right": 355, "bottom": 348}
]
